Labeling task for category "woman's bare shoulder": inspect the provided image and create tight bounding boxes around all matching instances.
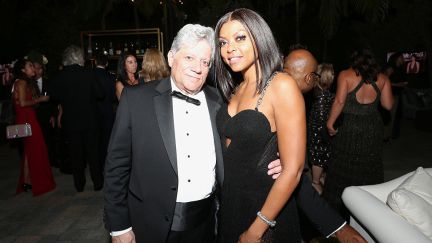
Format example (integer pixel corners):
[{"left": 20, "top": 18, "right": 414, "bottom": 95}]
[{"left": 271, "top": 72, "right": 298, "bottom": 90}]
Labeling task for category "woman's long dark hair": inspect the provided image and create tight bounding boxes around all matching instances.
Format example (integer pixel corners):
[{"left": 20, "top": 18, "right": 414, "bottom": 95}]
[
  {"left": 13, "top": 58, "right": 39, "bottom": 96},
  {"left": 350, "top": 48, "right": 380, "bottom": 84},
  {"left": 116, "top": 52, "right": 139, "bottom": 86},
  {"left": 214, "top": 8, "right": 283, "bottom": 100}
]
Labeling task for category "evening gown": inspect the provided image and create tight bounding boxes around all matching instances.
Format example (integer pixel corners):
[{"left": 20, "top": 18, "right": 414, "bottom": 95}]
[
  {"left": 323, "top": 80, "right": 384, "bottom": 219},
  {"left": 13, "top": 82, "right": 56, "bottom": 196},
  {"left": 308, "top": 88, "right": 334, "bottom": 168},
  {"left": 216, "top": 77, "right": 301, "bottom": 242}
]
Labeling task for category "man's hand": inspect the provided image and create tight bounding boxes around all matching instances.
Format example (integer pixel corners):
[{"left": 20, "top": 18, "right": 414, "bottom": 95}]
[
  {"left": 112, "top": 230, "right": 136, "bottom": 243},
  {"left": 267, "top": 158, "right": 282, "bottom": 179},
  {"left": 334, "top": 224, "right": 367, "bottom": 243}
]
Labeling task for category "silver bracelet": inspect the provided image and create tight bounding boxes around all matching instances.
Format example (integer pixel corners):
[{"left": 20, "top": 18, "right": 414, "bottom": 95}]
[{"left": 257, "top": 211, "right": 276, "bottom": 227}]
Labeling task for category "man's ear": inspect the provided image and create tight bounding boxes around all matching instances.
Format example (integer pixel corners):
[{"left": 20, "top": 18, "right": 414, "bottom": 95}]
[{"left": 167, "top": 50, "right": 174, "bottom": 68}]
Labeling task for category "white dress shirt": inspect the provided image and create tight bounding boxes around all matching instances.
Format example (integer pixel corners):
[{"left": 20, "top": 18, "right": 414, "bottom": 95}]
[
  {"left": 36, "top": 77, "right": 43, "bottom": 93},
  {"left": 171, "top": 79, "right": 216, "bottom": 202}
]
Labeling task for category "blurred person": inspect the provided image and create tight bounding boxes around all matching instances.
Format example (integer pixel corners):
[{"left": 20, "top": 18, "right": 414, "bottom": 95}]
[
  {"left": 283, "top": 47, "right": 318, "bottom": 93},
  {"left": 324, "top": 48, "right": 394, "bottom": 220},
  {"left": 307, "top": 63, "right": 335, "bottom": 195},
  {"left": 115, "top": 52, "right": 140, "bottom": 100},
  {"left": 406, "top": 54, "right": 420, "bottom": 74},
  {"left": 94, "top": 53, "right": 116, "bottom": 171},
  {"left": 27, "top": 51, "right": 58, "bottom": 168},
  {"left": 51, "top": 45, "right": 104, "bottom": 192},
  {"left": 139, "top": 48, "right": 170, "bottom": 82},
  {"left": 283, "top": 48, "right": 366, "bottom": 242},
  {"left": 215, "top": 8, "right": 306, "bottom": 242},
  {"left": 384, "top": 52, "right": 407, "bottom": 139},
  {"left": 12, "top": 58, "right": 56, "bottom": 196}
]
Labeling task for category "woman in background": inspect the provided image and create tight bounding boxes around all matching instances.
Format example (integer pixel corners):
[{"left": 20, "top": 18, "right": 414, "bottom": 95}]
[
  {"left": 139, "top": 48, "right": 170, "bottom": 82},
  {"left": 215, "top": 8, "right": 305, "bottom": 242},
  {"left": 115, "top": 52, "right": 139, "bottom": 100},
  {"left": 324, "top": 49, "right": 393, "bottom": 220},
  {"left": 12, "top": 58, "right": 56, "bottom": 196},
  {"left": 308, "top": 63, "right": 335, "bottom": 195}
]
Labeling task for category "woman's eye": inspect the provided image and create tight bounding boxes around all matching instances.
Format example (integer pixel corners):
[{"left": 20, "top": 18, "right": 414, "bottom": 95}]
[
  {"left": 218, "top": 40, "right": 227, "bottom": 47},
  {"left": 236, "top": 35, "right": 246, "bottom": 42}
]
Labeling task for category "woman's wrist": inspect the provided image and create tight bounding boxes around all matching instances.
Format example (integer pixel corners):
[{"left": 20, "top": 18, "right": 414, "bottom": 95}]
[{"left": 249, "top": 217, "right": 269, "bottom": 237}]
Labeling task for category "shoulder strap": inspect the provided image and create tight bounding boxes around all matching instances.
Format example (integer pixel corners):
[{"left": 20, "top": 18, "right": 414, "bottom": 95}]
[
  {"left": 370, "top": 81, "right": 381, "bottom": 95},
  {"left": 255, "top": 72, "right": 277, "bottom": 111},
  {"left": 352, "top": 79, "right": 365, "bottom": 94}
]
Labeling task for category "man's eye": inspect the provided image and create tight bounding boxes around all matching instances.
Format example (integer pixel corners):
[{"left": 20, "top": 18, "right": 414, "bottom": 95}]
[
  {"left": 185, "top": 56, "right": 193, "bottom": 60},
  {"left": 202, "top": 60, "right": 210, "bottom": 67}
]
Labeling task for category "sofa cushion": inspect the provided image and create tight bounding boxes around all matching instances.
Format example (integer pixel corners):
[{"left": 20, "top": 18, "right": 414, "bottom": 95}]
[{"left": 387, "top": 167, "right": 432, "bottom": 239}]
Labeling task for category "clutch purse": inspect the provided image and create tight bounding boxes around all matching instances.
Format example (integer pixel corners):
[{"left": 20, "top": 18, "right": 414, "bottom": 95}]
[{"left": 6, "top": 123, "right": 32, "bottom": 139}]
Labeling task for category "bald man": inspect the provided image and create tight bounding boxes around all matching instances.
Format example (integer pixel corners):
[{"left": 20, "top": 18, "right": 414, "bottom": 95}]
[
  {"left": 284, "top": 48, "right": 319, "bottom": 93},
  {"left": 283, "top": 47, "right": 367, "bottom": 243}
]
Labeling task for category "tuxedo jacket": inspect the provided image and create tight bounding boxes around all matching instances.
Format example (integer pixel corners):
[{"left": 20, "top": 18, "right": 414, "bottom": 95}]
[
  {"left": 51, "top": 64, "right": 103, "bottom": 133},
  {"left": 103, "top": 77, "right": 224, "bottom": 242}
]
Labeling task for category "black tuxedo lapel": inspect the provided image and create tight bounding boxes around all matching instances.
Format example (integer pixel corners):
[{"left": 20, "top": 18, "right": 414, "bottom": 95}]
[
  {"left": 204, "top": 85, "right": 224, "bottom": 184},
  {"left": 154, "top": 78, "right": 178, "bottom": 174}
]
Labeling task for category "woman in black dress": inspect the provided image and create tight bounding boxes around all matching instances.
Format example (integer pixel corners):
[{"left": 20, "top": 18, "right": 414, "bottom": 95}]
[
  {"left": 324, "top": 49, "right": 394, "bottom": 220},
  {"left": 214, "top": 8, "right": 306, "bottom": 243}
]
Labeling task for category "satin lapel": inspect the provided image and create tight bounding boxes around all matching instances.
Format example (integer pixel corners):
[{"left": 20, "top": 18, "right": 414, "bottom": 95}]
[
  {"left": 204, "top": 86, "right": 224, "bottom": 185},
  {"left": 154, "top": 78, "right": 178, "bottom": 175}
]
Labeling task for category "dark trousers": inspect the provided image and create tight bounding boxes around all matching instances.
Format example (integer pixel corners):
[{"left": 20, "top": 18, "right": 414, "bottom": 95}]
[
  {"left": 39, "top": 120, "right": 57, "bottom": 167},
  {"left": 67, "top": 129, "right": 102, "bottom": 191},
  {"left": 167, "top": 212, "right": 215, "bottom": 243}
]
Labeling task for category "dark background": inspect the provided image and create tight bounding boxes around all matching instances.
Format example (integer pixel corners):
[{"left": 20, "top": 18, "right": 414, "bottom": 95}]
[{"left": 1, "top": 0, "right": 431, "bottom": 87}]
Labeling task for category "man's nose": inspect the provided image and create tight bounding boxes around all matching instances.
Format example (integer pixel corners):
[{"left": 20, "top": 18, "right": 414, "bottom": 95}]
[{"left": 191, "top": 60, "right": 202, "bottom": 73}]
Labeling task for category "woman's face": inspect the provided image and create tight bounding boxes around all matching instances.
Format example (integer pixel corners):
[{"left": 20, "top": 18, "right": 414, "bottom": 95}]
[
  {"left": 124, "top": 55, "right": 137, "bottom": 74},
  {"left": 21, "top": 61, "right": 35, "bottom": 78},
  {"left": 218, "top": 20, "right": 257, "bottom": 74}
]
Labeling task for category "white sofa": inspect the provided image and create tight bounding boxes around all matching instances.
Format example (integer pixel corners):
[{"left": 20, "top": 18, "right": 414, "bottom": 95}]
[{"left": 342, "top": 168, "right": 432, "bottom": 243}]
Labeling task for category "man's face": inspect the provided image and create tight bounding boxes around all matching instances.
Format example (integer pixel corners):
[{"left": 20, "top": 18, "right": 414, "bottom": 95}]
[
  {"left": 168, "top": 40, "right": 212, "bottom": 95},
  {"left": 33, "top": 62, "right": 44, "bottom": 79}
]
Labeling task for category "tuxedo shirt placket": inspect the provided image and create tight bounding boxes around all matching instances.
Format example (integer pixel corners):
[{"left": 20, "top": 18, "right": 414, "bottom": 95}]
[{"left": 171, "top": 86, "right": 216, "bottom": 203}]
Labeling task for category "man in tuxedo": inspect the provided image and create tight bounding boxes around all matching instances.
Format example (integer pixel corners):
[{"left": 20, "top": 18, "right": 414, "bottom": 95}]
[
  {"left": 93, "top": 54, "right": 116, "bottom": 172},
  {"left": 104, "top": 24, "right": 222, "bottom": 243},
  {"left": 104, "top": 24, "right": 365, "bottom": 243},
  {"left": 51, "top": 45, "right": 104, "bottom": 192}
]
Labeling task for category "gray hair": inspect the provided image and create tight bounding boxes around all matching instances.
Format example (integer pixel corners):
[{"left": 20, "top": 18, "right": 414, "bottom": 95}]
[
  {"left": 170, "top": 24, "right": 215, "bottom": 63},
  {"left": 62, "top": 45, "right": 85, "bottom": 66}
]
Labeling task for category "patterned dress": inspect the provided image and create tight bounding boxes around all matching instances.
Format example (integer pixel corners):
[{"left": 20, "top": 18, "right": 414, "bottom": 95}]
[{"left": 308, "top": 88, "right": 334, "bottom": 168}]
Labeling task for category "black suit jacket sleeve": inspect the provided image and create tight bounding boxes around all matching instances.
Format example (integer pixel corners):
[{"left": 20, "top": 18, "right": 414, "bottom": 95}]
[
  {"left": 295, "top": 175, "right": 345, "bottom": 236},
  {"left": 104, "top": 87, "right": 133, "bottom": 232}
]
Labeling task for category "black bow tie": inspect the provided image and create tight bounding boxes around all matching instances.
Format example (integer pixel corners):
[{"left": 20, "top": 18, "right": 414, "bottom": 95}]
[{"left": 171, "top": 91, "right": 201, "bottom": 106}]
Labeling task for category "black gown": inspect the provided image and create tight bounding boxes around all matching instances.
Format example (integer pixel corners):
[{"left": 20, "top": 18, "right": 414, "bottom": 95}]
[
  {"left": 323, "top": 80, "right": 384, "bottom": 220},
  {"left": 216, "top": 82, "right": 301, "bottom": 242}
]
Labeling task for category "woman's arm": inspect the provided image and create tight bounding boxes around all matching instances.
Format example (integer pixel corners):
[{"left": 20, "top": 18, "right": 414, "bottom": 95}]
[
  {"left": 326, "top": 71, "right": 349, "bottom": 136},
  {"left": 15, "top": 80, "right": 48, "bottom": 107},
  {"left": 379, "top": 74, "right": 394, "bottom": 110},
  {"left": 241, "top": 73, "right": 305, "bottom": 241},
  {"left": 115, "top": 81, "right": 124, "bottom": 101}
]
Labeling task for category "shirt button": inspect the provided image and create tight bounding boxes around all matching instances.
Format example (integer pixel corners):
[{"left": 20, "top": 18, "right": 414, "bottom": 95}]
[
  {"left": 187, "top": 155, "right": 190, "bottom": 158},
  {"left": 188, "top": 179, "right": 191, "bottom": 182},
  {"left": 186, "top": 111, "right": 189, "bottom": 114},
  {"left": 186, "top": 133, "right": 189, "bottom": 136}
]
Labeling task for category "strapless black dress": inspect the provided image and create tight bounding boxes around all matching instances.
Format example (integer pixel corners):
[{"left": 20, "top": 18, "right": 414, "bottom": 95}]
[{"left": 216, "top": 104, "right": 301, "bottom": 243}]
